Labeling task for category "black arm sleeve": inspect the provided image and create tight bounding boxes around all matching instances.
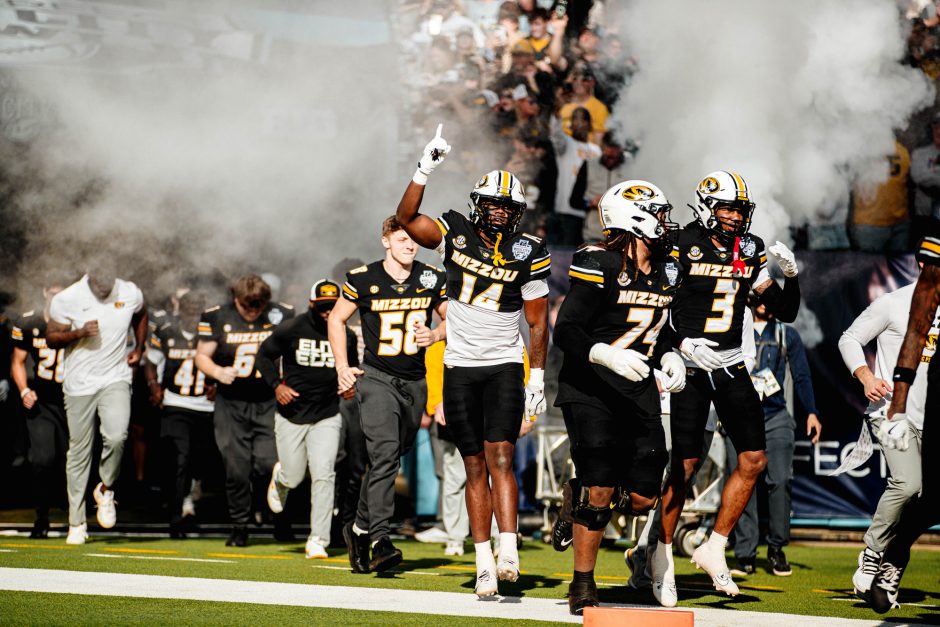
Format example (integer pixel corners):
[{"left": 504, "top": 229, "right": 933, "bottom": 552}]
[
  {"left": 553, "top": 281, "right": 605, "bottom": 364},
  {"left": 651, "top": 318, "right": 678, "bottom": 365},
  {"left": 346, "top": 328, "right": 360, "bottom": 368},
  {"left": 257, "top": 325, "right": 289, "bottom": 389},
  {"left": 757, "top": 275, "right": 800, "bottom": 323}
]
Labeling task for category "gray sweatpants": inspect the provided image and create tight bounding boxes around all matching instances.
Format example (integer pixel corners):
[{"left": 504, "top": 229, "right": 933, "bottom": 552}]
[
  {"left": 441, "top": 438, "right": 469, "bottom": 543},
  {"left": 863, "top": 414, "right": 923, "bottom": 552},
  {"left": 64, "top": 381, "right": 131, "bottom": 526},
  {"left": 355, "top": 369, "right": 426, "bottom": 541},
  {"left": 274, "top": 412, "right": 342, "bottom": 545}
]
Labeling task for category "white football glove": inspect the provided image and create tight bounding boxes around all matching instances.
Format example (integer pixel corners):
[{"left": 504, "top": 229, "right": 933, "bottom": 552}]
[
  {"left": 877, "top": 413, "right": 913, "bottom": 451},
  {"left": 679, "top": 337, "right": 723, "bottom": 372},
  {"left": 767, "top": 240, "right": 798, "bottom": 277},
  {"left": 589, "top": 343, "right": 650, "bottom": 382},
  {"left": 413, "top": 123, "right": 451, "bottom": 184},
  {"left": 659, "top": 351, "right": 687, "bottom": 393},
  {"left": 524, "top": 367, "right": 546, "bottom": 421}
]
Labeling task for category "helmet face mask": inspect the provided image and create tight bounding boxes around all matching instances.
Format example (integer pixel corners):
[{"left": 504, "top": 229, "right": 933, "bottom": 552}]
[
  {"left": 469, "top": 170, "right": 527, "bottom": 237},
  {"left": 692, "top": 171, "right": 755, "bottom": 244}
]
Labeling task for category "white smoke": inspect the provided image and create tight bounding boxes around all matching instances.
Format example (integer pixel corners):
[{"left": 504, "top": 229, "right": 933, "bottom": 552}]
[{"left": 613, "top": 0, "right": 933, "bottom": 241}]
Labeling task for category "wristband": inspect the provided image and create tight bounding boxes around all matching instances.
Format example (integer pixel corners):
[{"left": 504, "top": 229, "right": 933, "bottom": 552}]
[
  {"left": 412, "top": 168, "right": 429, "bottom": 186},
  {"left": 892, "top": 366, "right": 916, "bottom": 385},
  {"left": 147, "top": 379, "right": 159, "bottom": 386},
  {"left": 20, "top": 387, "right": 31, "bottom": 398}
]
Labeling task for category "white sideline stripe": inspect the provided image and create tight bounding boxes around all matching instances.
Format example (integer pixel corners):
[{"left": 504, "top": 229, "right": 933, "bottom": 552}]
[
  {"left": 86, "top": 554, "right": 235, "bottom": 564},
  {"left": 0, "top": 568, "right": 892, "bottom": 627},
  {"left": 311, "top": 565, "right": 440, "bottom": 577},
  {"left": 0, "top": 549, "right": 16, "bottom": 553}
]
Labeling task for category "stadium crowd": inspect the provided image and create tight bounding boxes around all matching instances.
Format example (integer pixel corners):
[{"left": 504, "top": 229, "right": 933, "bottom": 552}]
[{"left": 0, "top": 0, "right": 939, "bottom": 619}]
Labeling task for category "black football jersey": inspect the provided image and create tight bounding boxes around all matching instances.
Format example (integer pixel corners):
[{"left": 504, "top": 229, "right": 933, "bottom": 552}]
[
  {"left": 198, "top": 301, "right": 295, "bottom": 401},
  {"left": 435, "top": 210, "right": 551, "bottom": 313},
  {"left": 343, "top": 260, "right": 446, "bottom": 381},
  {"left": 556, "top": 246, "right": 681, "bottom": 400},
  {"left": 668, "top": 223, "right": 768, "bottom": 351},
  {"left": 11, "top": 311, "right": 64, "bottom": 404},
  {"left": 151, "top": 320, "right": 206, "bottom": 399}
]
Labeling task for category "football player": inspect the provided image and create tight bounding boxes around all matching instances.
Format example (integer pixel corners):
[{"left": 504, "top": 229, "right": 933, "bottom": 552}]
[
  {"left": 194, "top": 274, "right": 295, "bottom": 547},
  {"left": 552, "top": 180, "right": 686, "bottom": 614},
  {"left": 328, "top": 216, "right": 447, "bottom": 574},
  {"left": 259, "top": 279, "right": 358, "bottom": 560},
  {"left": 10, "top": 280, "right": 67, "bottom": 538},
  {"left": 144, "top": 291, "right": 215, "bottom": 538},
  {"left": 395, "top": 125, "right": 551, "bottom": 597},
  {"left": 650, "top": 171, "right": 801, "bottom": 605},
  {"left": 867, "top": 220, "right": 940, "bottom": 613}
]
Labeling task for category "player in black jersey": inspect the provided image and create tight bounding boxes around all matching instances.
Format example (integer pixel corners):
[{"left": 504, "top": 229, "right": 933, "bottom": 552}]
[
  {"left": 553, "top": 180, "right": 686, "bottom": 614},
  {"left": 195, "top": 274, "right": 295, "bottom": 546},
  {"left": 328, "top": 216, "right": 447, "bottom": 574},
  {"left": 649, "top": 171, "right": 801, "bottom": 606},
  {"left": 145, "top": 291, "right": 215, "bottom": 538},
  {"left": 395, "top": 126, "right": 551, "bottom": 597},
  {"left": 258, "top": 279, "right": 359, "bottom": 560},
  {"left": 10, "top": 281, "right": 67, "bottom": 538}
]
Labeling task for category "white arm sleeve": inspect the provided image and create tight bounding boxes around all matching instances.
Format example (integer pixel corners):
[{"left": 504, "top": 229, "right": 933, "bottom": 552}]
[
  {"left": 146, "top": 347, "right": 165, "bottom": 368},
  {"left": 521, "top": 279, "right": 549, "bottom": 301},
  {"left": 742, "top": 307, "right": 757, "bottom": 373},
  {"left": 753, "top": 266, "right": 771, "bottom": 288},
  {"left": 838, "top": 296, "right": 890, "bottom": 376}
]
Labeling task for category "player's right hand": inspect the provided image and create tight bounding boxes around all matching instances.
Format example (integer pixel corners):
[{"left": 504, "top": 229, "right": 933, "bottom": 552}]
[
  {"left": 415, "top": 123, "right": 451, "bottom": 179},
  {"left": 589, "top": 343, "right": 650, "bottom": 382},
  {"left": 877, "top": 413, "right": 912, "bottom": 451},
  {"left": 863, "top": 376, "right": 892, "bottom": 402},
  {"left": 21, "top": 389, "right": 38, "bottom": 410},
  {"left": 275, "top": 383, "right": 300, "bottom": 406},
  {"left": 216, "top": 366, "right": 238, "bottom": 385},
  {"left": 433, "top": 402, "right": 446, "bottom": 426},
  {"left": 81, "top": 320, "right": 99, "bottom": 337},
  {"left": 337, "top": 365, "right": 365, "bottom": 394},
  {"left": 679, "top": 337, "right": 722, "bottom": 372},
  {"left": 148, "top": 382, "right": 163, "bottom": 407}
]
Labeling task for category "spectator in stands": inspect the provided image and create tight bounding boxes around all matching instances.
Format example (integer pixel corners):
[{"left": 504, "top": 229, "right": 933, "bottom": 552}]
[
  {"left": 850, "top": 141, "right": 912, "bottom": 253},
  {"left": 493, "top": 40, "right": 556, "bottom": 109},
  {"left": 548, "top": 107, "right": 601, "bottom": 246},
  {"left": 910, "top": 112, "right": 940, "bottom": 238},
  {"left": 523, "top": 8, "right": 553, "bottom": 64},
  {"left": 417, "top": 0, "right": 486, "bottom": 50},
  {"left": 583, "top": 131, "right": 632, "bottom": 242},
  {"left": 558, "top": 63, "right": 608, "bottom": 144}
]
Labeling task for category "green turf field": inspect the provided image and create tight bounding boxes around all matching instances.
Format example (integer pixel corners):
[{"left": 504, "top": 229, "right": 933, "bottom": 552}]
[{"left": 0, "top": 536, "right": 937, "bottom": 624}]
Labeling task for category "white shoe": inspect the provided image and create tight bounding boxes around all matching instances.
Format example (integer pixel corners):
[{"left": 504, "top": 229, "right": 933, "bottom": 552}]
[
  {"left": 189, "top": 479, "right": 202, "bottom": 502},
  {"left": 305, "top": 537, "right": 328, "bottom": 559},
  {"left": 691, "top": 542, "right": 739, "bottom": 596},
  {"left": 93, "top": 483, "right": 116, "bottom": 529},
  {"left": 414, "top": 526, "right": 449, "bottom": 544},
  {"left": 853, "top": 547, "right": 882, "bottom": 596},
  {"left": 445, "top": 541, "right": 464, "bottom": 556},
  {"left": 650, "top": 542, "right": 678, "bottom": 607},
  {"left": 266, "top": 463, "right": 288, "bottom": 514},
  {"left": 66, "top": 523, "right": 88, "bottom": 545},
  {"left": 496, "top": 554, "right": 519, "bottom": 582},
  {"left": 181, "top": 495, "right": 196, "bottom": 518},
  {"left": 475, "top": 565, "right": 498, "bottom": 597}
]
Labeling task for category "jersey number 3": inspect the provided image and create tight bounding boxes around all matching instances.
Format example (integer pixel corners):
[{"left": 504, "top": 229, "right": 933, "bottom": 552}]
[{"left": 705, "top": 279, "right": 738, "bottom": 333}]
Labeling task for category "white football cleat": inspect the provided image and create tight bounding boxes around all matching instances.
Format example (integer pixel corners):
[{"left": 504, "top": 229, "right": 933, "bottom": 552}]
[
  {"left": 414, "top": 527, "right": 449, "bottom": 544},
  {"left": 475, "top": 566, "right": 498, "bottom": 597},
  {"left": 444, "top": 541, "right": 464, "bottom": 556},
  {"left": 93, "top": 483, "right": 116, "bottom": 529},
  {"left": 853, "top": 547, "right": 882, "bottom": 596},
  {"left": 650, "top": 543, "right": 678, "bottom": 607},
  {"left": 496, "top": 555, "right": 519, "bottom": 582},
  {"left": 691, "top": 542, "right": 739, "bottom": 596},
  {"left": 66, "top": 523, "right": 88, "bottom": 545},
  {"left": 305, "top": 537, "right": 328, "bottom": 559},
  {"left": 266, "top": 462, "right": 288, "bottom": 514}
]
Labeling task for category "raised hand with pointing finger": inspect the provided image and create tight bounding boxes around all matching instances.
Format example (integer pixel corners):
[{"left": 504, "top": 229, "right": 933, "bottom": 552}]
[{"left": 413, "top": 123, "right": 451, "bottom": 185}]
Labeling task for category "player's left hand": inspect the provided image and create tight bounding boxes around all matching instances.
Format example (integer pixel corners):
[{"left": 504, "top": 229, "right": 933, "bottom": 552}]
[
  {"left": 413, "top": 320, "right": 436, "bottom": 347},
  {"left": 275, "top": 383, "right": 300, "bottom": 406},
  {"left": 877, "top": 413, "right": 912, "bottom": 451},
  {"left": 659, "top": 351, "right": 686, "bottom": 393},
  {"left": 524, "top": 367, "right": 546, "bottom": 420},
  {"left": 806, "top": 412, "right": 822, "bottom": 444},
  {"left": 768, "top": 241, "right": 798, "bottom": 277},
  {"left": 127, "top": 348, "right": 143, "bottom": 367}
]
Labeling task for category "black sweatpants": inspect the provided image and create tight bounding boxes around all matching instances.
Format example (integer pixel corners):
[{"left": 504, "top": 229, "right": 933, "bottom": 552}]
[{"left": 161, "top": 405, "right": 214, "bottom": 524}]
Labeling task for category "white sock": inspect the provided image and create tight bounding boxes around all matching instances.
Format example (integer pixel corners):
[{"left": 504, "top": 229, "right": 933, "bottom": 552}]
[
  {"left": 475, "top": 541, "right": 496, "bottom": 571},
  {"left": 498, "top": 532, "right": 518, "bottom": 563},
  {"left": 707, "top": 531, "right": 728, "bottom": 550},
  {"left": 352, "top": 523, "right": 368, "bottom": 536},
  {"left": 655, "top": 541, "right": 675, "bottom": 575}
]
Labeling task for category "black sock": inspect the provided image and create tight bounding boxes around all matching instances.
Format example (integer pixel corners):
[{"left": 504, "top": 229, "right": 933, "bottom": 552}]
[{"left": 573, "top": 569, "right": 594, "bottom": 585}]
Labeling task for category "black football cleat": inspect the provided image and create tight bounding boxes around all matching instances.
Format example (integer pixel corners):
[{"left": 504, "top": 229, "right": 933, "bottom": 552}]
[
  {"left": 567, "top": 578, "right": 600, "bottom": 615},
  {"left": 369, "top": 537, "right": 403, "bottom": 573},
  {"left": 225, "top": 526, "right": 248, "bottom": 547},
  {"left": 869, "top": 560, "right": 904, "bottom": 614},
  {"left": 343, "top": 522, "right": 371, "bottom": 574},
  {"left": 552, "top": 479, "right": 575, "bottom": 552},
  {"left": 30, "top": 518, "right": 50, "bottom": 539}
]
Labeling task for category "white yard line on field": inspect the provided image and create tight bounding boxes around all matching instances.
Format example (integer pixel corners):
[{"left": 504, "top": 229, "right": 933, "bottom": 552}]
[{"left": 85, "top": 554, "right": 235, "bottom": 564}]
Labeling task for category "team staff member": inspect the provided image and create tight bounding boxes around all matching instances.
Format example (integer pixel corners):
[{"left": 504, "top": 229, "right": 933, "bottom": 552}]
[
  {"left": 329, "top": 216, "right": 447, "bottom": 574},
  {"left": 195, "top": 274, "right": 294, "bottom": 547},
  {"left": 11, "top": 280, "right": 67, "bottom": 538},
  {"left": 396, "top": 125, "right": 551, "bottom": 597},
  {"left": 145, "top": 291, "right": 215, "bottom": 538},
  {"left": 46, "top": 263, "right": 148, "bottom": 544},
  {"left": 650, "top": 172, "right": 801, "bottom": 606},
  {"left": 260, "top": 279, "right": 358, "bottom": 560},
  {"left": 553, "top": 181, "right": 686, "bottom": 614}
]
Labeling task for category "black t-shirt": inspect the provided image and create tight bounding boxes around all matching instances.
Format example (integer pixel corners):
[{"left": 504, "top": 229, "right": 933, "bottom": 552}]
[
  {"left": 257, "top": 310, "right": 359, "bottom": 424},
  {"left": 198, "top": 301, "right": 295, "bottom": 401},
  {"left": 11, "top": 311, "right": 64, "bottom": 404},
  {"left": 151, "top": 320, "right": 206, "bottom": 399},
  {"left": 343, "top": 260, "right": 446, "bottom": 381},
  {"left": 555, "top": 246, "right": 680, "bottom": 402},
  {"left": 669, "top": 223, "right": 768, "bottom": 351}
]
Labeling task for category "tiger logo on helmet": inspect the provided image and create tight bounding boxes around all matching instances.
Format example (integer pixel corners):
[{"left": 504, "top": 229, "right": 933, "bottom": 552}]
[
  {"left": 599, "top": 179, "right": 677, "bottom": 242},
  {"left": 469, "top": 169, "right": 527, "bottom": 237},
  {"left": 691, "top": 170, "right": 755, "bottom": 243}
]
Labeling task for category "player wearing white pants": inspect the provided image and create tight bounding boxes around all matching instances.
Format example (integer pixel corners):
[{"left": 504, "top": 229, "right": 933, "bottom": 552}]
[{"left": 838, "top": 278, "right": 939, "bottom": 596}]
